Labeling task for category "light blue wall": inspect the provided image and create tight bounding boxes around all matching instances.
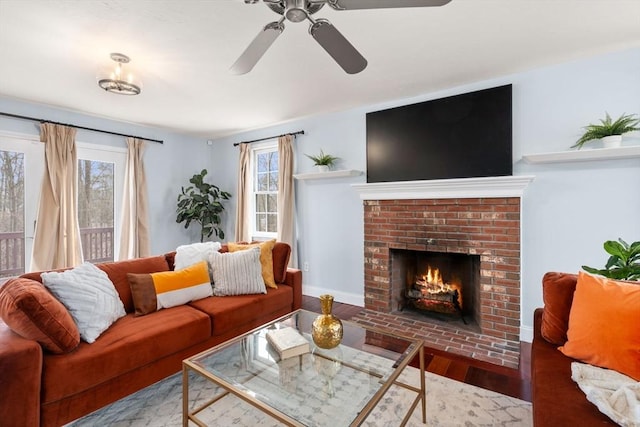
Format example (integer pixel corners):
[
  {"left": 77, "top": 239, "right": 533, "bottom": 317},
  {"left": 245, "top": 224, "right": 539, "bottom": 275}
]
[
  {"left": 0, "top": 97, "right": 215, "bottom": 255},
  {"left": 2, "top": 47, "right": 637, "bottom": 342},
  {"left": 209, "top": 47, "right": 640, "bottom": 342}
]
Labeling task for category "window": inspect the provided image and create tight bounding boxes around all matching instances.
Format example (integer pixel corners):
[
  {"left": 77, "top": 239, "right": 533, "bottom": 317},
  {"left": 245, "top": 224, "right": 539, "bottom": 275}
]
[
  {"left": 77, "top": 159, "right": 115, "bottom": 263},
  {"left": 0, "top": 134, "right": 44, "bottom": 279},
  {"left": 0, "top": 132, "right": 125, "bottom": 278},
  {"left": 76, "top": 143, "right": 125, "bottom": 264},
  {"left": 0, "top": 149, "right": 25, "bottom": 278},
  {"left": 251, "top": 142, "right": 278, "bottom": 239}
]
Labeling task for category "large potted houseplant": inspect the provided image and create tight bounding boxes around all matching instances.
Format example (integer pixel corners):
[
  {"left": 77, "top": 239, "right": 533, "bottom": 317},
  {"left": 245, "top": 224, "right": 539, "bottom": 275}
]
[
  {"left": 582, "top": 238, "right": 640, "bottom": 281},
  {"left": 305, "top": 149, "right": 339, "bottom": 172},
  {"left": 572, "top": 112, "right": 640, "bottom": 149},
  {"left": 176, "top": 169, "right": 231, "bottom": 242}
]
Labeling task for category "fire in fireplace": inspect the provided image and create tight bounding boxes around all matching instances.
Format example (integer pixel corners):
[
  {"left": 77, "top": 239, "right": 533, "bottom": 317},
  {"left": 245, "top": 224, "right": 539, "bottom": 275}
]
[
  {"left": 404, "top": 266, "right": 464, "bottom": 321},
  {"left": 391, "top": 250, "right": 480, "bottom": 326}
]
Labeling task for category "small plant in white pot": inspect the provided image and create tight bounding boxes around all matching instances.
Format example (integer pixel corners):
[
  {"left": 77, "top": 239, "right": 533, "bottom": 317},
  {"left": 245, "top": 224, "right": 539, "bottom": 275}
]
[
  {"left": 305, "top": 149, "right": 339, "bottom": 172},
  {"left": 572, "top": 112, "right": 640, "bottom": 149}
]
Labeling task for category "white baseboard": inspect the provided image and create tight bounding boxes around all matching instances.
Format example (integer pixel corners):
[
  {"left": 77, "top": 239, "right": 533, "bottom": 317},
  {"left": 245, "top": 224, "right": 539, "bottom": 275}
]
[
  {"left": 303, "top": 284, "right": 364, "bottom": 308},
  {"left": 520, "top": 325, "right": 533, "bottom": 343}
]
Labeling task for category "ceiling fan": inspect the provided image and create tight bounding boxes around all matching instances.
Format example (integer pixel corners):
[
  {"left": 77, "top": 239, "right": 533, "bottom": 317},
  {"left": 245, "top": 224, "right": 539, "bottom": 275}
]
[{"left": 231, "top": 0, "right": 452, "bottom": 75}]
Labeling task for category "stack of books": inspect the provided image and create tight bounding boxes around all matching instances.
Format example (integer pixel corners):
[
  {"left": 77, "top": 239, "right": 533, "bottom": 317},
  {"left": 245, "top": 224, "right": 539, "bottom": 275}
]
[{"left": 265, "top": 327, "right": 310, "bottom": 360}]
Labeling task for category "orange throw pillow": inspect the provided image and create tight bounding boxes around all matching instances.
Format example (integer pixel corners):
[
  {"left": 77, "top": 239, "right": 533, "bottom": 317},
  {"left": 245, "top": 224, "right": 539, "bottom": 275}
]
[
  {"left": 228, "top": 239, "right": 277, "bottom": 289},
  {"left": 0, "top": 277, "right": 80, "bottom": 353},
  {"left": 559, "top": 272, "right": 640, "bottom": 380},
  {"left": 541, "top": 272, "right": 578, "bottom": 345}
]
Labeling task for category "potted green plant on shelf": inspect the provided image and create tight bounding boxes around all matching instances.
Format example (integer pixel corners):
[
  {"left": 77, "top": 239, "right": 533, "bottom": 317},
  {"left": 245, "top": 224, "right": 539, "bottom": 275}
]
[
  {"left": 176, "top": 169, "right": 231, "bottom": 242},
  {"left": 572, "top": 112, "right": 640, "bottom": 150},
  {"left": 305, "top": 149, "right": 340, "bottom": 172},
  {"left": 582, "top": 238, "right": 640, "bottom": 281}
]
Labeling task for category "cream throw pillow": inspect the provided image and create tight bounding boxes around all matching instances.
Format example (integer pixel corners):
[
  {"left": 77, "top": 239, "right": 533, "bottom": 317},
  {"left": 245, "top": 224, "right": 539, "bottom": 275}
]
[
  {"left": 209, "top": 247, "right": 266, "bottom": 296},
  {"left": 42, "top": 262, "right": 126, "bottom": 343},
  {"left": 227, "top": 239, "right": 277, "bottom": 288},
  {"left": 174, "top": 241, "right": 222, "bottom": 271}
]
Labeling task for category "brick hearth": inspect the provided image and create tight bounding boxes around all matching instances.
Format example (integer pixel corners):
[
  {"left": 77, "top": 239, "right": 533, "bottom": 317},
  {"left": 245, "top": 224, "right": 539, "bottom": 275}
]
[
  {"left": 359, "top": 197, "right": 522, "bottom": 368},
  {"left": 350, "top": 309, "right": 521, "bottom": 368}
]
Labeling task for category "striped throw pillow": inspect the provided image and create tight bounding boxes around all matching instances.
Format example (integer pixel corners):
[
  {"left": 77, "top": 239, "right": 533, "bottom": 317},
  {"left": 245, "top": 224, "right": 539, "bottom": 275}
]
[
  {"left": 128, "top": 260, "right": 212, "bottom": 316},
  {"left": 209, "top": 247, "right": 266, "bottom": 296}
]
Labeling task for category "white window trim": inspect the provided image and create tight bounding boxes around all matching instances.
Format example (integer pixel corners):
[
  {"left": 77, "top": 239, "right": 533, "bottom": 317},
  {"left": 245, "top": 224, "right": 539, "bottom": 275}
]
[{"left": 249, "top": 139, "right": 278, "bottom": 240}]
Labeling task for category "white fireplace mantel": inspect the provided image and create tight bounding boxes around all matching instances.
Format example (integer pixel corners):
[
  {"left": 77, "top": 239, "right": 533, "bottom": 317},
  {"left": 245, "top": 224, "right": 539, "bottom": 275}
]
[{"left": 352, "top": 175, "right": 535, "bottom": 200}]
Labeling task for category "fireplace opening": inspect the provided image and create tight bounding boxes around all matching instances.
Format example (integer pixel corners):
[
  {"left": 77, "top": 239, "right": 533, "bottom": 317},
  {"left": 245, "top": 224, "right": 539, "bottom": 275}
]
[{"left": 391, "top": 249, "right": 481, "bottom": 329}]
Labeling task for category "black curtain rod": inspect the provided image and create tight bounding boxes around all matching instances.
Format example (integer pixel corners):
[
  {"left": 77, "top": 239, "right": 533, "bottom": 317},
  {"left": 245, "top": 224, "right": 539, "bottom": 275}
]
[
  {"left": 233, "top": 130, "right": 305, "bottom": 147},
  {"left": 0, "top": 112, "right": 164, "bottom": 144}
]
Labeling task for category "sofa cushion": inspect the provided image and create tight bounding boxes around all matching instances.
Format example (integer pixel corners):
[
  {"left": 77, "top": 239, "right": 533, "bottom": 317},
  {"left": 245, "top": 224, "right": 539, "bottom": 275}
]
[
  {"left": 0, "top": 277, "right": 80, "bottom": 353},
  {"left": 228, "top": 239, "right": 277, "bottom": 288},
  {"left": 559, "top": 272, "right": 640, "bottom": 380},
  {"left": 219, "top": 242, "right": 291, "bottom": 284},
  {"left": 41, "top": 263, "right": 126, "bottom": 344},
  {"left": 98, "top": 255, "right": 170, "bottom": 313},
  {"left": 209, "top": 248, "right": 266, "bottom": 296},
  {"left": 189, "top": 285, "right": 293, "bottom": 336},
  {"left": 41, "top": 305, "right": 211, "bottom": 404},
  {"left": 174, "top": 241, "right": 221, "bottom": 271},
  {"left": 272, "top": 242, "right": 291, "bottom": 284},
  {"left": 532, "top": 309, "right": 618, "bottom": 426},
  {"left": 128, "top": 260, "right": 213, "bottom": 316},
  {"left": 541, "top": 272, "right": 577, "bottom": 345}
]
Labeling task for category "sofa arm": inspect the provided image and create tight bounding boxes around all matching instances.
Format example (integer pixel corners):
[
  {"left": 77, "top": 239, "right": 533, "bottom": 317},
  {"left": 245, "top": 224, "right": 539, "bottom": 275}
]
[
  {"left": 533, "top": 307, "right": 544, "bottom": 341},
  {"left": 284, "top": 268, "right": 302, "bottom": 311},
  {"left": 0, "top": 323, "right": 43, "bottom": 427}
]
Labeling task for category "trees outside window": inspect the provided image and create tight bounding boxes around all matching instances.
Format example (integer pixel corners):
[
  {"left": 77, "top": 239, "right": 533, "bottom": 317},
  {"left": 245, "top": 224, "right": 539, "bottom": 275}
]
[
  {"left": 0, "top": 149, "right": 25, "bottom": 278},
  {"left": 78, "top": 159, "right": 115, "bottom": 263},
  {"left": 252, "top": 143, "right": 278, "bottom": 239}
]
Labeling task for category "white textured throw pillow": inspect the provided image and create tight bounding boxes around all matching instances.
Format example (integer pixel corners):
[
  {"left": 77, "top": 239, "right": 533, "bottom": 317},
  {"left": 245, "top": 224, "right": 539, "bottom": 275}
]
[
  {"left": 174, "top": 241, "right": 222, "bottom": 271},
  {"left": 209, "top": 247, "right": 266, "bottom": 296},
  {"left": 41, "top": 263, "right": 126, "bottom": 343}
]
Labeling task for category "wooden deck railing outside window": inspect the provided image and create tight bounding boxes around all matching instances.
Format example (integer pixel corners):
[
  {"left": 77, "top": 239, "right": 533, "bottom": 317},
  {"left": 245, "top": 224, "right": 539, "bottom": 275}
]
[{"left": 0, "top": 227, "right": 114, "bottom": 278}]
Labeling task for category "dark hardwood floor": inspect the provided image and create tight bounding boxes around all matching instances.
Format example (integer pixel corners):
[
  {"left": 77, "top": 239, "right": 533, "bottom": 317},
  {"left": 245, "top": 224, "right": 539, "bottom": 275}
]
[{"left": 302, "top": 295, "right": 532, "bottom": 402}]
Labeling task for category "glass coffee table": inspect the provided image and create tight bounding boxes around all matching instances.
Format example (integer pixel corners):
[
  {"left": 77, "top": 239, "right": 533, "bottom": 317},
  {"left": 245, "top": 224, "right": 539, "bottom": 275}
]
[{"left": 183, "top": 309, "right": 425, "bottom": 426}]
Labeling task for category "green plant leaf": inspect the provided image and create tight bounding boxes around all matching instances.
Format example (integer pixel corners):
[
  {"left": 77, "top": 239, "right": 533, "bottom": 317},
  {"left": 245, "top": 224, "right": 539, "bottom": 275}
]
[
  {"left": 176, "top": 169, "right": 231, "bottom": 241},
  {"left": 583, "top": 237, "right": 640, "bottom": 281},
  {"left": 304, "top": 149, "right": 340, "bottom": 166},
  {"left": 572, "top": 112, "right": 640, "bottom": 149},
  {"left": 582, "top": 265, "right": 608, "bottom": 276},
  {"left": 604, "top": 240, "right": 628, "bottom": 263}
]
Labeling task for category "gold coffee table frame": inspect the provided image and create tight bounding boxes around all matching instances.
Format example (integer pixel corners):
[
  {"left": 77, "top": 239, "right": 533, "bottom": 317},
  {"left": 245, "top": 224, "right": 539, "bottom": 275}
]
[{"left": 183, "top": 310, "right": 425, "bottom": 427}]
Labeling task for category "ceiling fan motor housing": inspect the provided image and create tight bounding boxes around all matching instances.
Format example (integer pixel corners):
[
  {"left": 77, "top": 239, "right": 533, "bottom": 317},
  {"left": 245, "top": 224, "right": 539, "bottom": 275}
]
[
  {"left": 236, "top": 0, "right": 452, "bottom": 75},
  {"left": 265, "top": 0, "right": 324, "bottom": 22}
]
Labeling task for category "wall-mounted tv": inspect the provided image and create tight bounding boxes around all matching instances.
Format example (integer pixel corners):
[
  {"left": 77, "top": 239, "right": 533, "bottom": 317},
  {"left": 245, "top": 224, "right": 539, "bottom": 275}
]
[{"left": 366, "top": 84, "right": 512, "bottom": 183}]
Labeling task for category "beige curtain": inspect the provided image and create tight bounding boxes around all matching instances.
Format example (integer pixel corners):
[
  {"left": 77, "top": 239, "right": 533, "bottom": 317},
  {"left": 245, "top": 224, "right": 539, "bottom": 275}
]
[
  {"left": 31, "top": 123, "right": 83, "bottom": 271},
  {"left": 118, "top": 137, "right": 150, "bottom": 260},
  {"left": 277, "top": 134, "right": 297, "bottom": 267},
  {"left": 235, "top": 143, "right": 251, "bottom": 242}
]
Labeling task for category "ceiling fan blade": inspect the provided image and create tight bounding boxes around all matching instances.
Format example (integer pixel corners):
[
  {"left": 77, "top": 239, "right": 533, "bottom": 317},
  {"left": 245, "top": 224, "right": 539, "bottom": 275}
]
[
  {"left": 230, "top": 22, "right": 284, "bottom": 75},
  {"left": 310, "top": 19, "right": 367, "bottom": 74},
  {"left": 328, "top": 0, "right": 451, "bottom": 10}
]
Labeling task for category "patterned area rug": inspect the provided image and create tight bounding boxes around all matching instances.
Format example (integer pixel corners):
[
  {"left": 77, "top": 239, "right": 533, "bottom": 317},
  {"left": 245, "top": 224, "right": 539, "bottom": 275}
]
[{"left": 67, "top": 366, "right": 531, "bottom": 427}]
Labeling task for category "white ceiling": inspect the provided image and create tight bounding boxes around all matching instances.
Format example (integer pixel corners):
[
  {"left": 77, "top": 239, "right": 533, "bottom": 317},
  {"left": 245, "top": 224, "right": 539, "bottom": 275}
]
[{"left": 0, "top": 0, "right": 639, "bottom": 139}]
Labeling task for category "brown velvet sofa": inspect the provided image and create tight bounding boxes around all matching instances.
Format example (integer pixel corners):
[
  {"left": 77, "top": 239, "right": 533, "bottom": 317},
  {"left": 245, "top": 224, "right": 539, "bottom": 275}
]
[
  {"left": 0, "top": 242, "right": 302, "bottom": 427},
  {"left": 531, "top": 272, "right": 616, "bottom": 426}
]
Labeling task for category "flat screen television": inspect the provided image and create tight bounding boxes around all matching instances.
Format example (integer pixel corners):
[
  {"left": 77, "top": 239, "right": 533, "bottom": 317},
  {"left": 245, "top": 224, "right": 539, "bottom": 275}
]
[{"left": 366, "top": 84, "right": 512, "bottom": 183}]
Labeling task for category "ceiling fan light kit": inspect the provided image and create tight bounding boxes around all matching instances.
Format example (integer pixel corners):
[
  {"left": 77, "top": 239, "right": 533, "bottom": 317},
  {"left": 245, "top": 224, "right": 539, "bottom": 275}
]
[{"left": 232, "top": 0, "right": 451, "bottom": 74}]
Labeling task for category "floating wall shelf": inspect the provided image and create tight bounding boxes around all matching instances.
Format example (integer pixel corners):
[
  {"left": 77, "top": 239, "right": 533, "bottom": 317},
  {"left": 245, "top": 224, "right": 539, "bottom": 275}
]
[
  {"left": 522, "top": 146, "right": 640, "bottom": 164},
  {"left": 293, "top": 169, "right": 363, "bottom": 180}
]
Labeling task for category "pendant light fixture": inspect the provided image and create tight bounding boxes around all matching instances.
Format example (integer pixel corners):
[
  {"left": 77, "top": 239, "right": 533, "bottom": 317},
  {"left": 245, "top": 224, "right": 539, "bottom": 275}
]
[{"left": 97, "top": 53, "right": 142, "bottom": 96}]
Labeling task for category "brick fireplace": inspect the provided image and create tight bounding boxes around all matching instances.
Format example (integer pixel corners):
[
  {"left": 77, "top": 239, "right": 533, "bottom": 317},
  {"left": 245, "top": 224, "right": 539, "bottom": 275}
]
[{"left": 352, "top": 176, "right": 533, "bottom": 368}]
